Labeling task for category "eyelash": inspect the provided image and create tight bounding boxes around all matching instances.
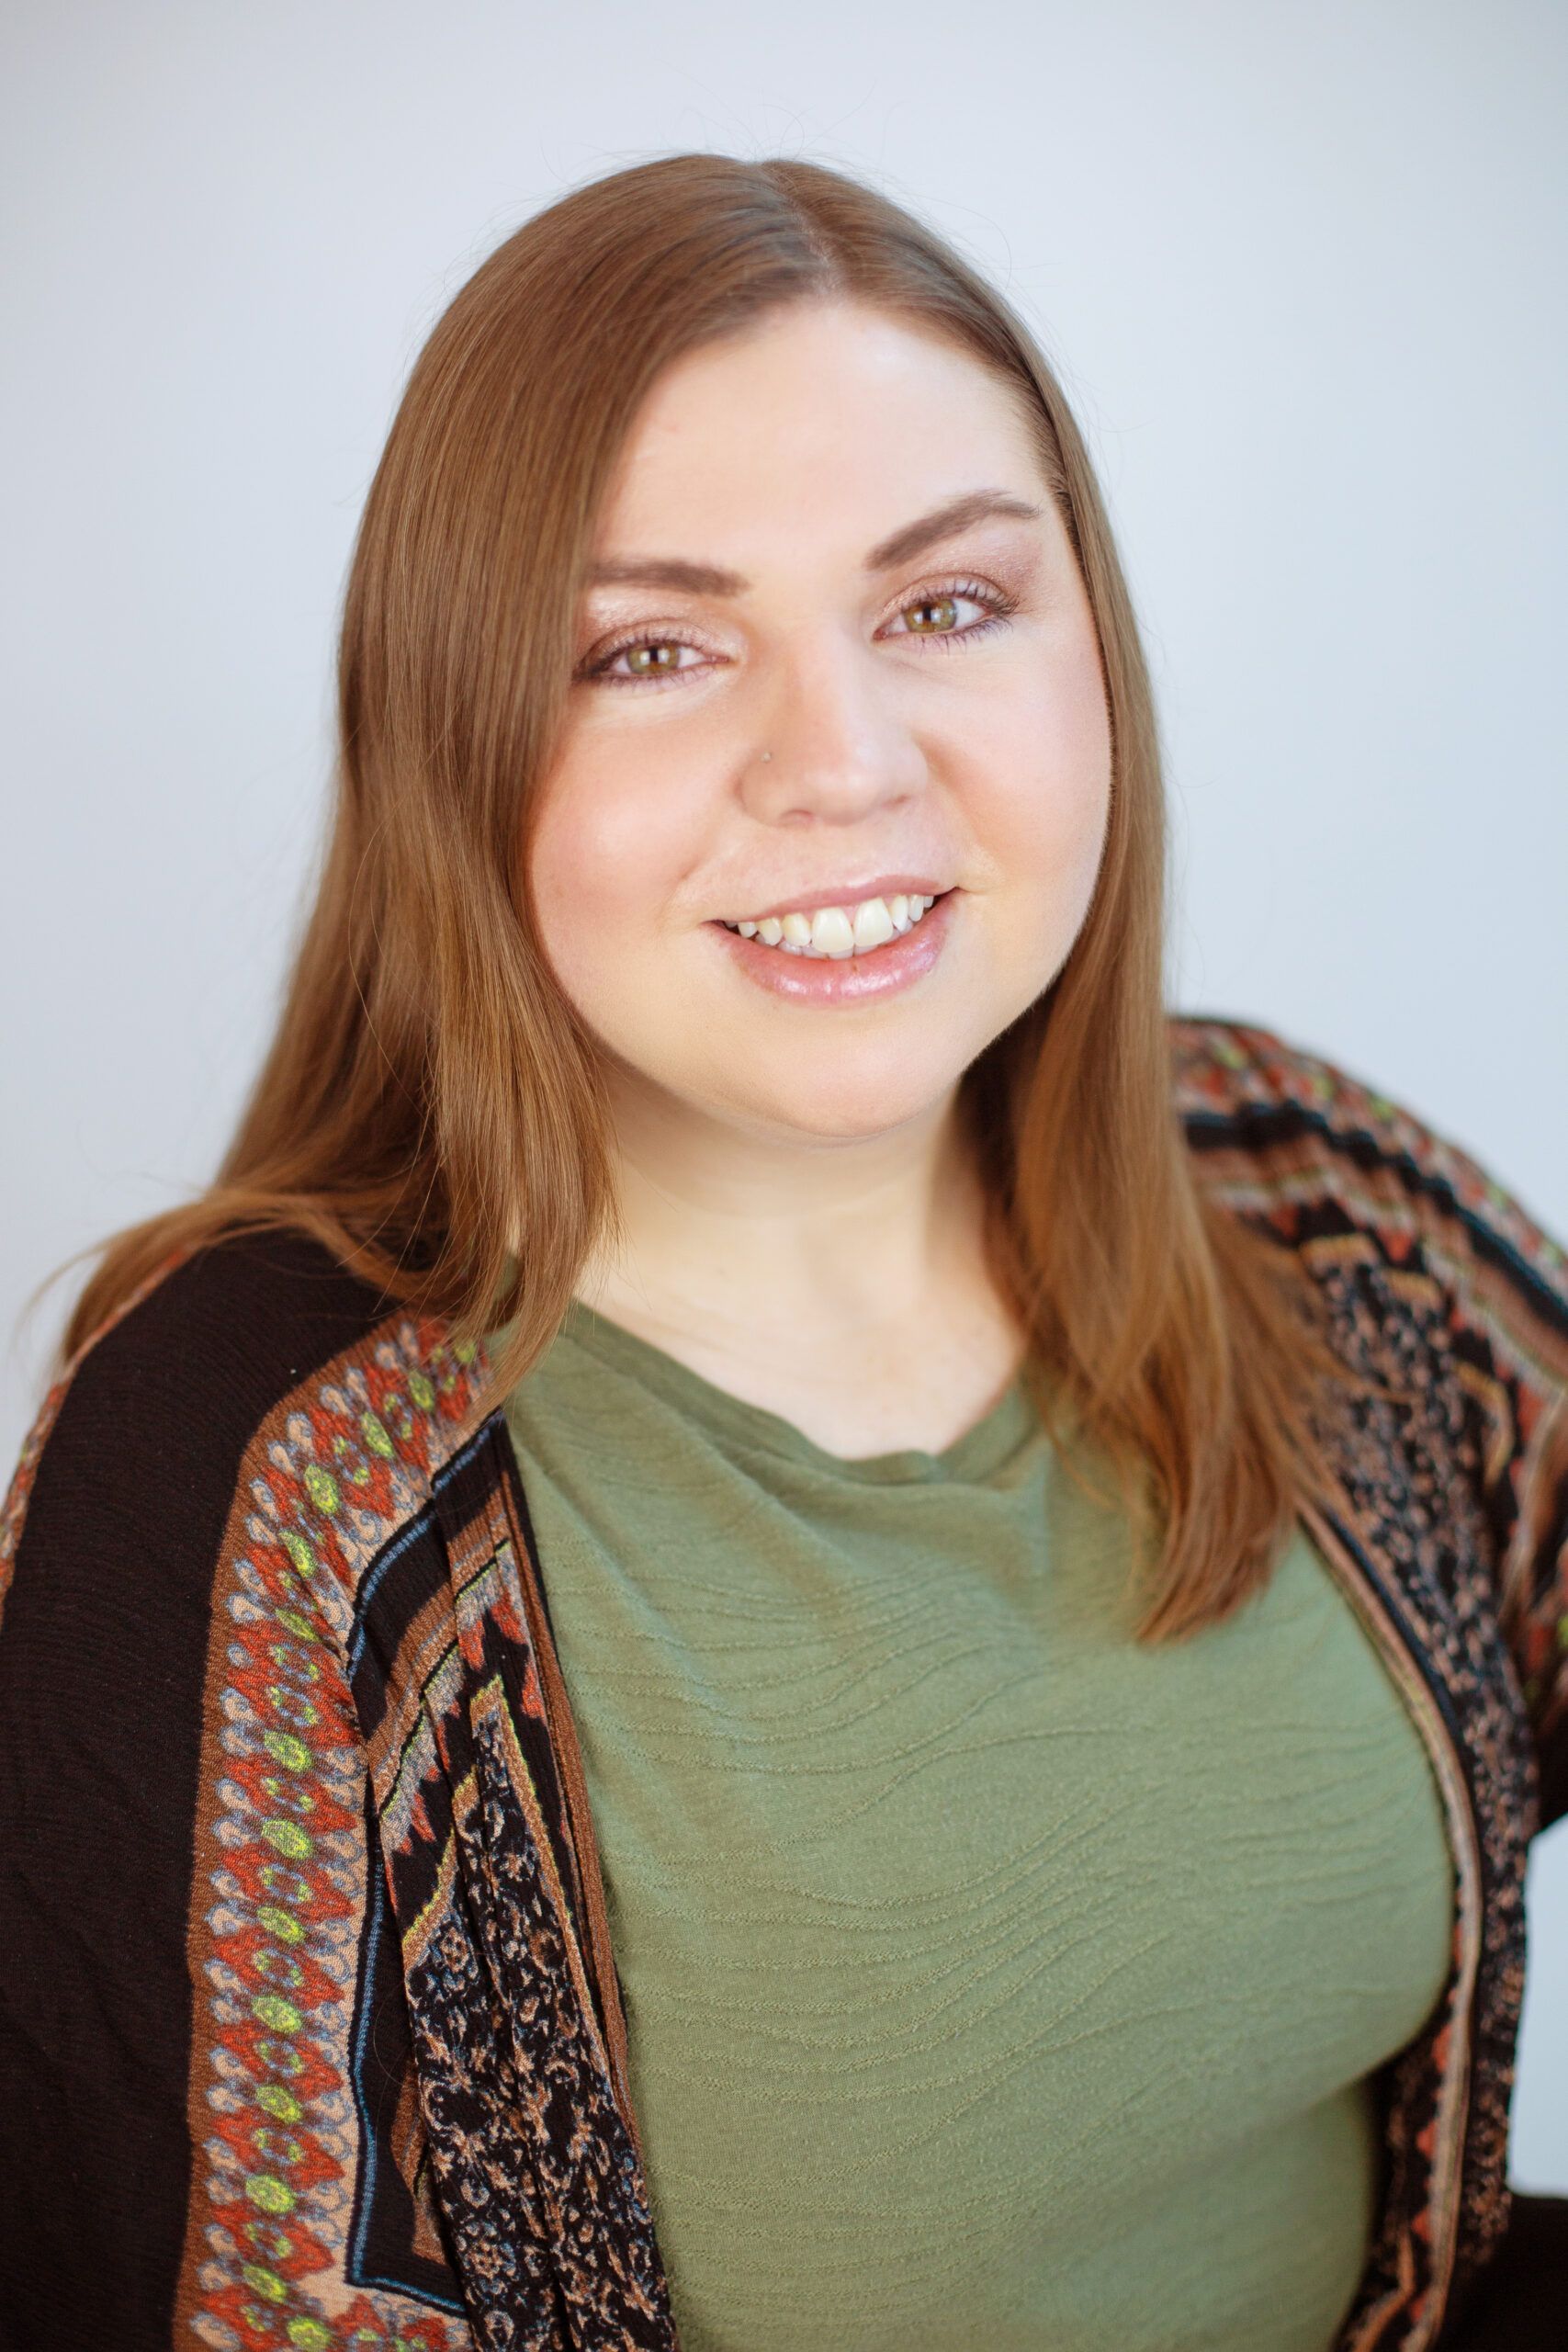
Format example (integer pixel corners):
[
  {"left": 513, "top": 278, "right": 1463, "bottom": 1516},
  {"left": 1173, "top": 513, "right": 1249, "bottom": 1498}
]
[{"left": 578, "top": 574, "right": 1020, "bottom": 689}]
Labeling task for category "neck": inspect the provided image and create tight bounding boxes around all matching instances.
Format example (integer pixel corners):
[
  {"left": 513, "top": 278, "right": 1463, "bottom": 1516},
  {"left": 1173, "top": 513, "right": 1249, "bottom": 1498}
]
[{"left": 574, "top": 1069, "right": 992, "bottom": 1353}]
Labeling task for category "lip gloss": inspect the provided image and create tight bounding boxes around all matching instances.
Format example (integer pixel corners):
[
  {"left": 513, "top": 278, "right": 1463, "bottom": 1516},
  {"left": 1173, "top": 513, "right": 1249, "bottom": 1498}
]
[{"left": 706, "top": 889, "right": 958, "bottom": 1006}]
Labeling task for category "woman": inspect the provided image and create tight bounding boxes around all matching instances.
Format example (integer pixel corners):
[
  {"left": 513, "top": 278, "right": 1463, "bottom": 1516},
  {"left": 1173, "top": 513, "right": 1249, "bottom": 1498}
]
[{"left": 0, "top": 153, "right": 1563, "bottom": 2352}]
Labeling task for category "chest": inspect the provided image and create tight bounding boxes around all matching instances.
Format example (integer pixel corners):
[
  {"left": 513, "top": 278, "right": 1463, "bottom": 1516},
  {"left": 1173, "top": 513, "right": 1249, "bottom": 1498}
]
[{"left": 507, "top": 1410, "right": 1456, "bottom": 2350}]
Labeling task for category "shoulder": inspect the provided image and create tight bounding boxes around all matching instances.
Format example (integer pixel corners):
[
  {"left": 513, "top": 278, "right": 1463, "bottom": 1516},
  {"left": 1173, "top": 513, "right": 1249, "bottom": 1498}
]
[
  {"left": 1170, "top": 1004, "right": 1491, "bottom": 1208},
  {"left": 1170, "top": 1019, "right": 1568, "bottom": 1826},
  {"left": 0, "top": 1227, "right": 493, "bottom": 1649},
  {"left": 1167, "top": 1008, "right": 1568, "bottom": 1317}
]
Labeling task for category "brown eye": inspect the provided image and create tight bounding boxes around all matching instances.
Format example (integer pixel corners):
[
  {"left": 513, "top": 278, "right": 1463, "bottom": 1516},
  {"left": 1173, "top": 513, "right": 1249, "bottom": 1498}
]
[
  {"left": 580, "top": 633, "right": 711, "bottom": 686},
  {"left": 882, "top": 576, "right": 1018, "bottom": 650},
  {"left": 901, "top": 594, "right": 964, "bottom": 635}
]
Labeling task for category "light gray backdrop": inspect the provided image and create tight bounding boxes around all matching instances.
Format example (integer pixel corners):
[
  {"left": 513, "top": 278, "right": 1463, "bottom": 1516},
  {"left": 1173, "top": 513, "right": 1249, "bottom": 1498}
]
[{"left": 4, "top": 0, "right": 1564, "bottom": 2188}]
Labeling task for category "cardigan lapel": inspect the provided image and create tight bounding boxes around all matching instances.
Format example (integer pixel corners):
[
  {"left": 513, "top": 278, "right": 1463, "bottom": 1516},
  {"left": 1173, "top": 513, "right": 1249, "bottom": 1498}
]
[
  {"left": 353, "top": 1397, "right": 681, "bottom": 2348},
  {"left": 1283, "top": 1231, "right": 1537, "bottom": 2349},
  {"left": 1296, "top": 1485, "right": 1484, "bottom": 2350}
]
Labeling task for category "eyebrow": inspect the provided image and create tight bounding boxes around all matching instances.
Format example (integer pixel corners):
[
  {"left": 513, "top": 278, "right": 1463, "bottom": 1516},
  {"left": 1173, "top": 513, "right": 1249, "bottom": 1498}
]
[{"left": 582, "top": 488, "right": 1045, "bottom": 596}]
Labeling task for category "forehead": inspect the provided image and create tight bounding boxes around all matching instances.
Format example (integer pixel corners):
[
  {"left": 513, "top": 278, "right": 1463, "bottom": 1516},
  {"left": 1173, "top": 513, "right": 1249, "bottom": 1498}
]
[{"left": 594, "top": 301, "right": 1047, "bottom": 558}]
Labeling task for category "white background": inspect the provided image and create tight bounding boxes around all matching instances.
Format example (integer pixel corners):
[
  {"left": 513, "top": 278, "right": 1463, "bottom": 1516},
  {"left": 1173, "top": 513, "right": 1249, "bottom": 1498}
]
[{"left": 4, "top": 1, "right": 1564, "bottom": 2188}]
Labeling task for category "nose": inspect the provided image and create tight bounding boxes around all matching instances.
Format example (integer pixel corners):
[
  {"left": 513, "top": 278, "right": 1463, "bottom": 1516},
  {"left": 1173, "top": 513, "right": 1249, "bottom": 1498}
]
[{"left": 740, "top": 629, "right": 927, "bottom": 827}]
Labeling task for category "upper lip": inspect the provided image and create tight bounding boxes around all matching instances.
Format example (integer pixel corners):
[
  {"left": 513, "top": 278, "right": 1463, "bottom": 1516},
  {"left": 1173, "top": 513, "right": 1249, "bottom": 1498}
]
[{"left": 716, "top": 874, "right": 956, "bottom": 923}]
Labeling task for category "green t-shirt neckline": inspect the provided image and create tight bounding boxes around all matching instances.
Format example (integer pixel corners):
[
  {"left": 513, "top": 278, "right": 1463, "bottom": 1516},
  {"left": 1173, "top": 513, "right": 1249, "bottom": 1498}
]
[{"left": 527, "top": 1295, "right": 1043, "bottom": 1489}]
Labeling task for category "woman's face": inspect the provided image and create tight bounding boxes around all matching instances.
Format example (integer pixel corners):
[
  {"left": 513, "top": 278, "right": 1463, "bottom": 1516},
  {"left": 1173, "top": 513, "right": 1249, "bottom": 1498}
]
[{"left": 528, "top": 297, "right": 1112, "bottom": 1148}]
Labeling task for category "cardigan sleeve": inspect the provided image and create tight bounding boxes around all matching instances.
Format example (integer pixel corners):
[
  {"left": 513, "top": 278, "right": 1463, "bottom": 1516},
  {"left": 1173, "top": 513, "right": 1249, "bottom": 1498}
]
[
  {"left": 1207, "top": 1019, "right": 1568, "bottom": 1837},
  {"left": 0, "top": 1245, "right": 476, "bottom": 2352}
]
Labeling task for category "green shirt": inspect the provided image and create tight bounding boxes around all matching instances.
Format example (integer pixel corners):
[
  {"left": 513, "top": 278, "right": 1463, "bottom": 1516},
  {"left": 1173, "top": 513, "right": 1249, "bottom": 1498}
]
[{"left": 494, "top": 1300, "right": 1455, "bottom": 2352}]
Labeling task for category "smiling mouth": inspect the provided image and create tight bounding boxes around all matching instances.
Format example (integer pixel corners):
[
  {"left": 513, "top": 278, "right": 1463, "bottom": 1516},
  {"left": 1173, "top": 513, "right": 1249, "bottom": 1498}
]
[{"left": 716, "top": 889, "right": 953, "bottom": 958}]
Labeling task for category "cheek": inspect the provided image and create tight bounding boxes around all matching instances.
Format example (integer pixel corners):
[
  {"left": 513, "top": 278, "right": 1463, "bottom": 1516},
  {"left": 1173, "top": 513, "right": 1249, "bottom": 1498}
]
[
  {"left": 981, "top": 638, "right": 1112, "bottom": 901},
  {"left": 528, "top": 759, "right": 693, "bottom": 998}
]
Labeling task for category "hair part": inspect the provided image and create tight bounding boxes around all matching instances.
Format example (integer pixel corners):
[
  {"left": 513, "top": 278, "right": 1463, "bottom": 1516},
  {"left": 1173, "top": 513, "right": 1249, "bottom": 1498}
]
[{"left": 35, "top": 152, "right": 1395, "bottom": 1642}]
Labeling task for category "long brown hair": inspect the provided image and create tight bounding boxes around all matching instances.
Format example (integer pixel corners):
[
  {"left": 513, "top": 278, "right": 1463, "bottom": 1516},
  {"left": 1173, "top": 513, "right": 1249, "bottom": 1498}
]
[{"left": 32, "top": 152, "right": 1386, "bottom": 1641}]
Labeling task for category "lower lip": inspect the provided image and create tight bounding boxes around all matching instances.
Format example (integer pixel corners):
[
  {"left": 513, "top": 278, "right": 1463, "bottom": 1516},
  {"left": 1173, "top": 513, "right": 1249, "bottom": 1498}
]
[{"left": 706, "top": 891, "right": 959, "bottom": 1005}]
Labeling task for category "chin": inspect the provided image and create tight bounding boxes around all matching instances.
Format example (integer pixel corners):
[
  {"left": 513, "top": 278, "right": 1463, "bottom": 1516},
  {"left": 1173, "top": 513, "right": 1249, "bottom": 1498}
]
[{"left": 721, "top": 1064, "right": 962, "bottom": 1146}]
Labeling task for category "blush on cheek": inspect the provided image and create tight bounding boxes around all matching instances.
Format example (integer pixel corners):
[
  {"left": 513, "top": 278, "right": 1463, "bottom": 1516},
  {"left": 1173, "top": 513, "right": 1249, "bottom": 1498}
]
[
  {"left": 533, "top": 747, "right": 709, "bottom": 942},
  {"left": 1042, "top": 665, "right": 1113, "bottom": 876},
  {"left": 989, "top": 662, "right": 1111, "bottom": 884},
  {"left": 529, "top": 788, "right": 631, "bottom": 944}
]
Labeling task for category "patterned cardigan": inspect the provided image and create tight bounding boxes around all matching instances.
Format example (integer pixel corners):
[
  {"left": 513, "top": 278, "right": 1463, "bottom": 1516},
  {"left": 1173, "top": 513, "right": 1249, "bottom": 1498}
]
[{"left": 1, "top": 1013, "right": 1565, "bottom": 2352}]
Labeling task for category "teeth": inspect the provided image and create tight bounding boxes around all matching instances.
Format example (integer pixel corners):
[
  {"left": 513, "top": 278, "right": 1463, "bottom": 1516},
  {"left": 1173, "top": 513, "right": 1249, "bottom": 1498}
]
[
  {"left": 812, "top": 907, "right": 855, "bottom": 958},
  {"left": 721, "top": 892, "right": 942, "bottom": 956},
  {"left": 853, "top": 899, "right": 896, "bottom": 953}
]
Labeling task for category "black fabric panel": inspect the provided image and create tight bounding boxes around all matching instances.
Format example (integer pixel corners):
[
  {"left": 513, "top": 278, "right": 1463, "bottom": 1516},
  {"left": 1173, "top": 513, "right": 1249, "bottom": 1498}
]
[
  {"left": 0, "top": 1232, "right": 389, "bottom": 2352},
  {"left": 342, "top": 1780, "right": 467, "bottom": 2312},
  {"left": 1537, "top": 1736, "right": 1568, "bottom": 1841},
  {"left": 1440, "top": 2193, "right": 1568, "bottom": 2346}
]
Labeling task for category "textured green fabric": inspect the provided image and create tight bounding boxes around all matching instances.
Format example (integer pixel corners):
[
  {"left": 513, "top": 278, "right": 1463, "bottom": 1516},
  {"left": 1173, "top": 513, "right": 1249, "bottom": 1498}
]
[{"left": 492, "top": 1300, "right": 1456, "bottom": 2352}]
